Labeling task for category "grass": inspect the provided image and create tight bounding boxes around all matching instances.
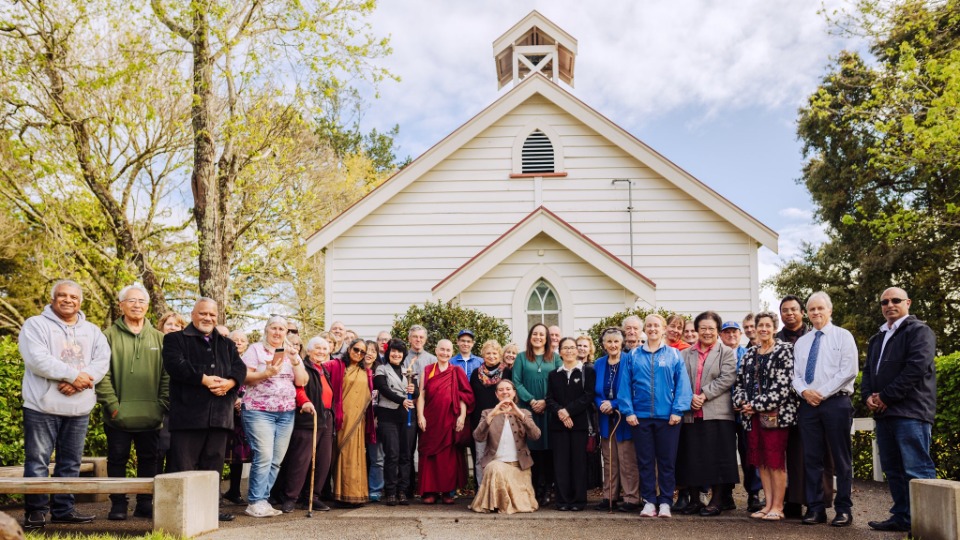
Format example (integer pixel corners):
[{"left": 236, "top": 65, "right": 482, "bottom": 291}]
[{"left": 26, "top": 532, "right": 181, "bottom": 540}]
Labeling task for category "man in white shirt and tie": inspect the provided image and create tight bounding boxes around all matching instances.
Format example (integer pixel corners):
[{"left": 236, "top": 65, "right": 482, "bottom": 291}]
[{"left": 792, "top": 291, "right": 858, "bottom": 527}]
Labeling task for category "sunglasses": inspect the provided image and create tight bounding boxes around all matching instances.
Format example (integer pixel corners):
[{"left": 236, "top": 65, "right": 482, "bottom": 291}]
[
  {"left": 351, "top": 347, "right": 366, "bottom": 354},
  {"left": 880, "top": 298, "right": 906, "bottom": 306}
]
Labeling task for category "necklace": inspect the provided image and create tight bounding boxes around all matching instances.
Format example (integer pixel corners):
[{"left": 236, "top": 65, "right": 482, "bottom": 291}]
[{"left": 535, "top": 355, "right": 545, "bottom": 373}]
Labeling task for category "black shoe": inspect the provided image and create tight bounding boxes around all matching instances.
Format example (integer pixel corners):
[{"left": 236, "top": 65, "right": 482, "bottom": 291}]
[
  {"left": 267, "top": 496, "right": 281, "bottom": 505},
  {"left": 384, "top": 494, "right": 397, "bottom": 507},
  {"left": 681, "top": 501, "right": 704, "bottom": 515},
  {"left": 133, "top": 502, "right": 153, "bottom": 519},
  {"left": 671, "top": 491, "right": 690, "bottom": 512},
  {"left": 108, "top": 502, "right": 128, "bottom": 521},
  {"left": 281, "top": 500, "right": 296, "bottom": 513},
  {"left": 569, "top": 505, "right": 584, "bottom": 512},
  {"left": 746, "top": 493, "right": 763, "bottom": 513},
  {"left": 23, "top": 510, "right": 45, "bottom": 530},
  {"left": 699, "top": 505, "right": 721, "bottom": 517},
  {"left": 801, "top": 509, "right": 827, "bottom": 525},
  {"left": 51, "top": 510, "right": 95, "bottom": 524},
  {"left": 595, "top": 499, "right": 617, "bottom": 511},
  {"left": 719, "top": 498, "right": 736, "bottom": 511},
  {"left": 783, "top": 502, "right": 803, "bottom": 519},
  {"left": 831, "top": 512, "right": 853, "bottom": 527},
  {"left": 555, "top": 504, "right": 569, "bottom": 511},
  {"left": 223, "top": 492, "right": 246, "bottom": 505},
  {"left": 618, "top": 502, "right": 640, "bottom": 513},
  {"left": 868, "top": 518, "right": 909, "bottom": 532},
  {"left": 218, "top": 512, "right": 236, "bottom": 522},
  {"left": 398, "top": 493, "right": 409, "bottom": 506},
  {"left": 313, "top": 500, "right": 331, "bottom": 512}
]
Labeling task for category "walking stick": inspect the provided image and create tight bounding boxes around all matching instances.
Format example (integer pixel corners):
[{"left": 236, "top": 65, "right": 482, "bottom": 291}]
[
  {"left": 608, "top": 410, "right": 622, "bottom": 513},
  {"left": 405, "top": 366, "right": 415, "bottom": 427},
  {"left": 307, "top": 409, "right": 318, "bottom": 517}
]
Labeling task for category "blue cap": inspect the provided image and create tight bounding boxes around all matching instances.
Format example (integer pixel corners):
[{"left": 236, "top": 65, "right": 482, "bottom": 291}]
[
  {"left": 457, "top": 329, "right": 475, "bottom": 339},
  {"left": 721, "top": 321, "right": 741, "bottom": 331}
]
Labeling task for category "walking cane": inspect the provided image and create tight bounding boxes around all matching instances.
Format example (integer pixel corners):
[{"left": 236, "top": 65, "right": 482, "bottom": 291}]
[
  {"left": 608, "top": 410, "right": 622, "bottom": 513},
  {"left": 307, "top": 409, "right": 318, "bottom": 517}
]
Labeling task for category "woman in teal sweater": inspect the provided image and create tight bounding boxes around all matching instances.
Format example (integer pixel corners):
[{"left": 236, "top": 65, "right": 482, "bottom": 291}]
[{"left": 512, "top": 323, "right": 561, "bottom": 505}]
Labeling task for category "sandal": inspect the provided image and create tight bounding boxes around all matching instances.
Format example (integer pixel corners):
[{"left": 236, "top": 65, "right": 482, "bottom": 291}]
[
  {"left": 762, "top": 511, "right": 784, "bottom": 521},
  {"left": 750, "top": 510, "right": 768, "bottom": 519}
]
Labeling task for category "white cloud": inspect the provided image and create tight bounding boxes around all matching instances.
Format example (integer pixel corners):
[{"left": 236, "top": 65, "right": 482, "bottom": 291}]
[
  {"left": 363, "top": 0, "right": 864, "bottom": 156},
  {"left": 779, "top": 207, "right": 814, "bottom": 220}
]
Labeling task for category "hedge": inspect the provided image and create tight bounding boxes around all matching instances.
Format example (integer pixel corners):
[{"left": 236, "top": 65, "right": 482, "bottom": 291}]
[
  {"left": 584, "top": 306, "right": 687, "bottom": 356},
  {"left": 390, "top": 300, "right": 512, "bottom": 354}
]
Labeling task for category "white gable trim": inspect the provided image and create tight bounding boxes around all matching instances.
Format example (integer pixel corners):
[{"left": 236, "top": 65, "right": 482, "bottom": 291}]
[
  {"left": 492, "top": 11, "right": 578, "bottom": 58},
  {"left": 306, "top": 74, "right": 778, "bottom": 255},
  {"left": 511, "top": 119, "right": 565, "bottom": 175},
  {"left": 431, "top": 206, "right": 655, "bottom": 303},
  {"left": 511, "top": 266, "right": 574, "bottom": 340}
]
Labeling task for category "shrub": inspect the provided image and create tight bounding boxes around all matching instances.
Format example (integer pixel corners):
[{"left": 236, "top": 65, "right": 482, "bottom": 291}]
[
  {"left": 585, "top": 306, "right": 686, "bottom": 357},
  {"left": 391, "top": 300, "right": 511, "bottom": 354}
]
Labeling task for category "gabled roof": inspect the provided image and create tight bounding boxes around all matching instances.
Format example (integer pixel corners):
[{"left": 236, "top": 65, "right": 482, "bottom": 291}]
[
  {"left": 305, "top": 73, "right": 779, "bottom": 255},
  {"left": 431, "top": 206, "right": 656, "bottom": 302},
  {"left": 492, "top": 10, "right": 577, "bottom": 88}
]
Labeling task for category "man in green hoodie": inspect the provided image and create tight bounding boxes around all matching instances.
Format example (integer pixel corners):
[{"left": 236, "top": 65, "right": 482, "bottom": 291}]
[{"left": 96, "top": 284, "right": 169, "bottom": 521}]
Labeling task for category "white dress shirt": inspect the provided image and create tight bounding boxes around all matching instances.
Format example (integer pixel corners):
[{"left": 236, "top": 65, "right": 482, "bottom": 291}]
[{"left": 792, "top": 322, "right": 859, "bottom": 397}]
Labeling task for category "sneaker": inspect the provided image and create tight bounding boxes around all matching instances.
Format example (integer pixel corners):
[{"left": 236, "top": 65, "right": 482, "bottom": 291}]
[
  {"left": 640, "top": 502, "right": 657, "bottom": 517},
  {"left": 245, "top": 500, "right": 278, "bottom": 518},
  {"left": 23, "top": 510, "right": 45, "bottom": 530},
  {"left": 51, "top": 510, "right": 95, "bottom": 523},
  {"left": 658, "top": 503, "right": 672, "bottom": 518}
]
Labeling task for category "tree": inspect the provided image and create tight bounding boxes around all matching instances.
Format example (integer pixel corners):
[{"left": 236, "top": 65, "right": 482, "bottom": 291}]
[
  {"left": 773, "top": 0, "right": 960, "bottom": 352},
  {"left": 149, "top": 0, "right": 393, "bottom": 321},
  {"left": 0, "top": 0, "right": 195, "bottom": 323},
  {"left": 391, "top": 301, "right": 512, "bottom": 355}
]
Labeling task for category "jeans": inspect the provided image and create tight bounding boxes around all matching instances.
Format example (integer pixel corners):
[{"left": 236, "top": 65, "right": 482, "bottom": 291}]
[
  {"left": 23, "top": 408, "right": 89, "bottom": 516},
  {"left": 875, "top": 416, "right": 936, "bottom": 526},
  {"left": 105, "top": 424, "right": 160, "bottom": 505},
  {"left": 243, "top": 409, "right": 295, "bottom": 503},
  {"left": 367, "top": 441, "right": 384, "bottom": 497}
]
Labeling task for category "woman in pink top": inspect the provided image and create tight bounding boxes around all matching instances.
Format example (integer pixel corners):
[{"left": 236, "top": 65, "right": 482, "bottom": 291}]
[{"left": 240, "top": 316, "right": 308, "bottom": 518}]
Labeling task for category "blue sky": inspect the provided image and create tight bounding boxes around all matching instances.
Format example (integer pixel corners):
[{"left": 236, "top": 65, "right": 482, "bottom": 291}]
[{"left": 358, "top": 1, "right": 865, "bottom": 309}]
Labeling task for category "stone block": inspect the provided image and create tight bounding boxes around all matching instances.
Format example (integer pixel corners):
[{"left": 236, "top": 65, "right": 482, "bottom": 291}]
[
  {"left": 154, "top": 471, "right": 219, "bottom": 537},
  {"left": 911, "top": 478, "right": 960, "bottom": 540},
  {"left": 76, "top": 456, "right": 108, "bottom": 503}
]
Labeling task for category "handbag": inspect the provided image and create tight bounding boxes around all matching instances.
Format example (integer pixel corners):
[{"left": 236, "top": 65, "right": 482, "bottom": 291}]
[
  {"left": 758, "top": 408, "right": 780, "bottom": 429},
  {"left": 585, "top": 409, "right": 600, "bottom": 454}
]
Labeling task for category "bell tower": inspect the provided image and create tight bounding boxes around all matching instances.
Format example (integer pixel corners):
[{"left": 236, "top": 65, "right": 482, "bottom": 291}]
[{"left": 493, "top": 11, "right": 578, "bottom": 89}]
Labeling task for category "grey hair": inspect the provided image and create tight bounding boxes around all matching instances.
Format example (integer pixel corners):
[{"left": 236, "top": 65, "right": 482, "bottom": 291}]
[
  {"left": 118, "top": 283, "right": 149, "bottom": 303},
  {"left": 408, "top": 324, "right": 427, "bottom": 337},
  {"left": 195, "top": 297, "right": 218, "bottom": 307},
  {"left": 622, "top": 315, "right": 642, "bottom": 327},
  {"left": 754, "top": 311, "right": 780, "bottom": 328},
  {"left": 51, "top": 280, "right": 83, "bottom": 302},
  {"left": 262, "top": 315, "right": 288, "bottom": 345},
  {"left": 307, "top": 336, "right": 330, "bottom": 351},
  {"left": 228, "top": 330, "right": 247, "bottom": 340},
  {"left": 601, "top": 327, "right": 625, "bottom": 341},
  {"left": 807, "top": 291, "right": 833, "bottom": 311}
]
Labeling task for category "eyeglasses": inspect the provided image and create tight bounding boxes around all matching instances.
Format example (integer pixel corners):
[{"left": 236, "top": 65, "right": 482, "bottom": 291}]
[
  {"left": 287, "top": 329, "right": 299, "bottom": 334},
  {"left": 881, "top": 298, "right": 906, "bottom": 306},
  {"left": 351, "top": 347, "right": 366, "bottom": 354},
  {"left": 122, "top": 299, "right": 148, "bottom": 305}
]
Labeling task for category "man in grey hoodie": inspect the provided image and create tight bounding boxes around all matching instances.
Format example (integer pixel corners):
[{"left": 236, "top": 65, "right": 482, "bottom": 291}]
[{"left": 18, "top": 280, "right": 111, "bottom": 530}]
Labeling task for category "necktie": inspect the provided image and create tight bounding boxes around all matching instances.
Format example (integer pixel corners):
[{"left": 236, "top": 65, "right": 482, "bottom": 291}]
[{"left": 804, "top": 330, "right": 823, "bottom": 384}]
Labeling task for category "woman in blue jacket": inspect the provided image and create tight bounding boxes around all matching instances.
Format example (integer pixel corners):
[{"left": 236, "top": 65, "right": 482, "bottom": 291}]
[{"left": 617, "top": 314, "right": 692, "bottom": 518}]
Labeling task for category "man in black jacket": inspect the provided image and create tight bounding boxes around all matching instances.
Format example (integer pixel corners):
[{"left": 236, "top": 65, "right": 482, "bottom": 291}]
[
  {"left": 162, "top": 298, "right": 248, "bottom": 521},
  {"left": 861, "top": 287, "right": 937, "bottom": 533}
]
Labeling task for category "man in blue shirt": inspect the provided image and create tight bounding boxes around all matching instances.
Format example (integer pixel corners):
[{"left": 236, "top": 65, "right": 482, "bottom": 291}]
[{"left": 451, "top": 329, "right": 482, "bottom": 378}]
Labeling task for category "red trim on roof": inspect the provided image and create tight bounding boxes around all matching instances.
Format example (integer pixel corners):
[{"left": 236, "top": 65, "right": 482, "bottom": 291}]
[{"left": 430, "top": 206, "right": 656, "bottom": 293}]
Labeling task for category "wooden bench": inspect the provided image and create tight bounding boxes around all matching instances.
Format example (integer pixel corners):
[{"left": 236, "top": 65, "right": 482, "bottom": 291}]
[
  {"left": 0, "top": 472, "right": 219, "bottom": 537},
  {"left": 0, "top": 457, "right": 108, "bottom": 502}
]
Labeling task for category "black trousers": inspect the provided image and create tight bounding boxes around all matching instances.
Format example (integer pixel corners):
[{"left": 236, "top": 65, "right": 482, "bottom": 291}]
[
  {"left": 377, "top": 418, "right": 416, "bottom": 497},
  {"left": 167, "top": 428, "right": 230, "bottom": 474},
  {"left": 273, "top": 412, "right": 334, "bottom": 502},
  {"left": 105, "top": 425, "right": 160, "bottom": 504},
  {"left": 551, "top": 430, "right": 588, "bottom": 505},
  {"left": 798, "top": 396, "right": 853, "bottom": 513},
  {"left": 530, "top": 449, "right": 555, "bottom": 497}
]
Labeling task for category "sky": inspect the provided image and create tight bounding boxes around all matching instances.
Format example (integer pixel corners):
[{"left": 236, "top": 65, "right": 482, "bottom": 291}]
[{"left": 357, "top": 0, "right": 866, "bottom": 310}]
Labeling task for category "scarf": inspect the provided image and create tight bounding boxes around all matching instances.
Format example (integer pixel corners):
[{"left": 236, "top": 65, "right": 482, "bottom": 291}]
[{"left": 477, "top": 362, "right": 505, "bottom": 387}]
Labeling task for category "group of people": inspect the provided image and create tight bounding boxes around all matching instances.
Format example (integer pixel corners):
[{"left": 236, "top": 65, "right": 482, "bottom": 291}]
[{"left": 17, "top": 279, "right": 936, "bottom": 534}]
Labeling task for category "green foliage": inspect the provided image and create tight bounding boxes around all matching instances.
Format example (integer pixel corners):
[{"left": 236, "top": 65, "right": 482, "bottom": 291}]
[
  {"left": 26, "top": 531, "right": 180, "bottom": 540},
  {"left": 585, "top": 306, "right": 686, "bottom": 357},
  {"left": 776, "top": 0, "right": 960, "bottom": 353},
  {"left": 0, "top": 337, "right": 25, "bottom": 466},
  {"left": 391, "top": 301, "right": 511, "bottom": 354}
]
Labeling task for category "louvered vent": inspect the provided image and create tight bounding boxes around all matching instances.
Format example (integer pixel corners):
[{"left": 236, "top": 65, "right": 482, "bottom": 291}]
[{"left": 521, "top": 130, "right": 554, "bottom": 173}]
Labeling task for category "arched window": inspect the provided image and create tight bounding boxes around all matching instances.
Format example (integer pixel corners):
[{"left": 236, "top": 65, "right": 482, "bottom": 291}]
[
  {"left": 526, "top": 279, "right": 560, "bottom": 328},
  {"left": 521, "top": 130, "right": 554, "bottom": 173}
]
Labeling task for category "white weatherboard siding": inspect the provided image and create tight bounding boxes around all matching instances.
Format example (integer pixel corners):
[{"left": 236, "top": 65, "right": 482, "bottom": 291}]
[{"left": 324, "top": 94, "right": 759, "bottom": 339}]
